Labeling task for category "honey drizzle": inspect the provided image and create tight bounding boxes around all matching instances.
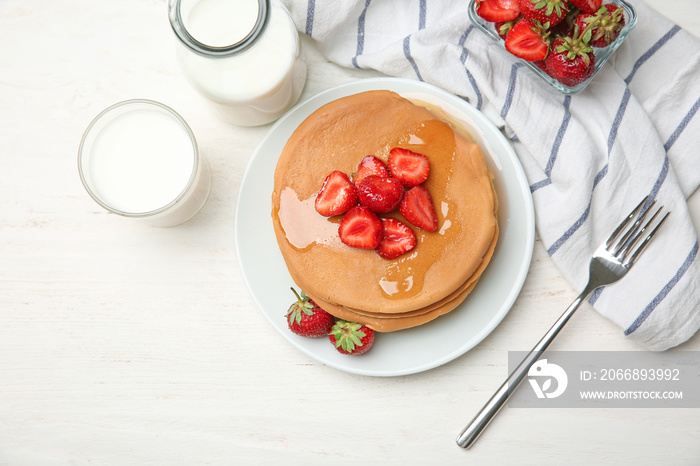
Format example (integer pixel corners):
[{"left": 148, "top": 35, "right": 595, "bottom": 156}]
[
  {"left": 375, "top": 118, "right": 463, "bottom": 300},
  {"left": 277, "top": 187, "right": 340, "bottom": 251}
]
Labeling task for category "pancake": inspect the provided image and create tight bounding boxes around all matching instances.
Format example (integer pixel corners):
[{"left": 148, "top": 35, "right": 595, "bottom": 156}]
[
  {"left": 301, "top": 219, "right": 498, "bottom": 332},
  {"left": 306, "top": 280, "right": 477, "bottom": 332},
  {"left": 271, "top": 90, "right": 498, "bottom": 331}
]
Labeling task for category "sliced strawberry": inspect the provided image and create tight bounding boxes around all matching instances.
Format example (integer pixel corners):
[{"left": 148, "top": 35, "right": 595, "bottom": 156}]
[
  {"left": 377, "top": 218, "right": 417, "bottom": 260},
  {"left": 495, "top": 17, "right": 521, "bottom": 40},
  {"left": 399, "top": 185, "right": 438, "bottom": 232},
  {"left": 476, "top": 0, "right": 521, "bottom": 22},
  {"left": 354, "top": 155, "right": 390, "bottom": 186},
  {"left": 357, "top": 175, "right": 404, "bottom": 214},
  {"left": 570, "top": 0, "right": 602, "bottom": 14},
  {"left": 338, "top": 206, "right": 383, "bottom": 249},
  {"left": 387, "top": 148, "right": 430, "bottom": 187},
  {"left": 504, "top": 19, "right": 549, "bottom": 62},
  {"left": 315, "top": 171, "right": 359, "bottom": 217}
]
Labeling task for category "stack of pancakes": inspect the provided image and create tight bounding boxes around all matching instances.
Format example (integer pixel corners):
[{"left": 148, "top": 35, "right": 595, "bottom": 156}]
[{"left": 271, "top": 90, "right": 498, "bottom": 332}]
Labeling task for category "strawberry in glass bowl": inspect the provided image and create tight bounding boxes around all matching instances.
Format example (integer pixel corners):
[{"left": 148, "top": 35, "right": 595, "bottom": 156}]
[{"left": 468, "top": 0, "right": 637, "bottom": 94}]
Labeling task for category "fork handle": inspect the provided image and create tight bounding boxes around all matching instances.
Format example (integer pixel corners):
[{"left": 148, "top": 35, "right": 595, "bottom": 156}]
[{"left": 456, "top": 285, "right": 595, "bottom": 449}]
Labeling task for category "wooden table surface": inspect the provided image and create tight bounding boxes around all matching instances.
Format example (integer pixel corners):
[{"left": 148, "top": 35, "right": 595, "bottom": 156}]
[{"left": 1, "top": 1, "right": 698, "bottom": 464}]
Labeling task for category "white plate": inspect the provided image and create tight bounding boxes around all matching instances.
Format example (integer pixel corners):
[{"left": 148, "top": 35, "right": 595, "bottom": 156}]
[{"left": 234, "top": 77, "right": 535, "bottom": 377}]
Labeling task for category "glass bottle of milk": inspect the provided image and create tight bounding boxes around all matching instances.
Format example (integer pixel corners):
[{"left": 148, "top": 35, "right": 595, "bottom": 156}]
[{"left": 168, "top": 0, "right": 306, "bottom": 126}]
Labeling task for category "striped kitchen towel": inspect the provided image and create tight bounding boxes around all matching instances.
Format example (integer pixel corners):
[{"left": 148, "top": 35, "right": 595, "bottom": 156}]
[{"left": 280, "top": 0, "right": 700, "bottom": 351}]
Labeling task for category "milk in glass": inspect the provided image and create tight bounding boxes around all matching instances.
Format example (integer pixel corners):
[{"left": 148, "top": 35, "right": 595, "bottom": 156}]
[{"left": 78, "top": 100, "right": 210, "bottom": 227}]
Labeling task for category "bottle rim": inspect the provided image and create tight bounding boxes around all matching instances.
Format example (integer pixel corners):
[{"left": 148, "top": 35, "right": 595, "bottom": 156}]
[{"left": 168, "top": 0, "right": 270, "bottom": 57}]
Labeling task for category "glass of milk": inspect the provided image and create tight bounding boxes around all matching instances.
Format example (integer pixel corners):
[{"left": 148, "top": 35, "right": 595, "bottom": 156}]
[
  {"left": 78, "top": 100, "right": 211, "bottom": 227},
  {"left": 168, "top": 0, "right": 307, "bottom": 126}
]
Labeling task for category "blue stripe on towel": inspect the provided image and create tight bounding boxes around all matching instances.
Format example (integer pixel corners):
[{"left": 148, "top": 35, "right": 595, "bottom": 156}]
[
  {"left": 351, "top": 0, "right": 372, "bottom": 69},
  {"left": 546, "top": 96, "right": 572, "bottom": 178},
  {"left": 664, "top": 95, "right": 700, "bottom": 152},
  {"left": 547, "top": 199, "right": 592, "bottom": 256},
  {"left": 647, "top": 157, "right": 669, "bottom": 207},
  {"left": 529, "top": 178, "right": 551, "bottom": 192},
  {"left": 588, "top": 287, "right": 603, "bottom": 305},
  {"left": 530, "top": 95, "right": 571, "bottom": 192},
  {"left": 607, "top": 88, "right": 630, "bottom": 154},
  {"left": 624, "top": 241, "right": 699, "bottom": 335},
  {"left": 459, "top": 26, "right": 483, "bottom": 110},
  {"left": 402, "top": 2, "right": 429, "bottom": 81},
  {"left": 305, "top": 0, "right": 315, "bottom": 36},
  {"left": 403, "top": 36, "right": 423, "bottom": 81},
  {"left": 500, "top": 62, "right": 523, "bottom": 119},
  {"left": 625, "top": 25, "right": 681, "bottom": 85}
]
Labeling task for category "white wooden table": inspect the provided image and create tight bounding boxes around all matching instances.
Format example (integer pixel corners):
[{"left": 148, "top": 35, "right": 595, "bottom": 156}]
[{"left": 1, "top": 1, "right": 698, "bottom": 464}]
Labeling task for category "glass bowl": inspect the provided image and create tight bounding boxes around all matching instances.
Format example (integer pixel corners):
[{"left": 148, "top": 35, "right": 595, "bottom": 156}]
[{"left": 467, "top": 0, "right": 637, "bottom": 95}]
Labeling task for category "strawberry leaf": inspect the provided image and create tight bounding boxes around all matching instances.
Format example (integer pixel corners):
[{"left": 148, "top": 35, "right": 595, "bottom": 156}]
[
  {"left": 582, "top": 28, "right": 592, "bottom": 44},
  {"left": 581, "top": 52, "right": 591, "bottom": 67},
  {"left": 288, "top": 287, "right": 316, "bottom": 324},
  {"left": 331, "top": 321, "right": 366, "bottom": 353}
]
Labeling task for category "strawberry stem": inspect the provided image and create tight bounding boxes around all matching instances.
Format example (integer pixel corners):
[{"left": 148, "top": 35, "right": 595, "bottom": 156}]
[
  {"left": 573, "top": 7, "right": 606, "bottom": 46},
  {"left": 291, "top": 287, "right": 304, "bottom": 304}
]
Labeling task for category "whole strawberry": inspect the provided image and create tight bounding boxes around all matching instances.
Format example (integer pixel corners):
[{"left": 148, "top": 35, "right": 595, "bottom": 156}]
[
  {"left": 544, "top": 36, "right": 595, "bottom": 87},
  {"left": 518, "top": 0, "right": 569, "bottom": 27},
  {"left": 286, "top": 288, "right": 334, "bottom": 338},
  {"left": 569, "top": 0, "right": 602, "bottom": 14},
  {"left": 574, "top": 4, "right": 625, "bottom": 48},
  {"left": 329, "top": 320, "right": 375, "bottom": 355}
]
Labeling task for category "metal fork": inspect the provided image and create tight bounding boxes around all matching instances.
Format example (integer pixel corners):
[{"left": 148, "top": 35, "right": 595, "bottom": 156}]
[{"left": 456, "top": 196, "right": 670, "bottom": 449}]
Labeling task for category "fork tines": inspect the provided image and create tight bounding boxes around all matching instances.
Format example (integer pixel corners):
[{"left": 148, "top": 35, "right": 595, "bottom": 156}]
[{"left": 607, "top": 196, "right": 670, "bottom": 266}]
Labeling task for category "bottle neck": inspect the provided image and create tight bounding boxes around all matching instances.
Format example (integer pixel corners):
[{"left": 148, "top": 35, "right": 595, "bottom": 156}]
[{"left": 168, "top": 0, "right": 270, "bottom": 57}]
